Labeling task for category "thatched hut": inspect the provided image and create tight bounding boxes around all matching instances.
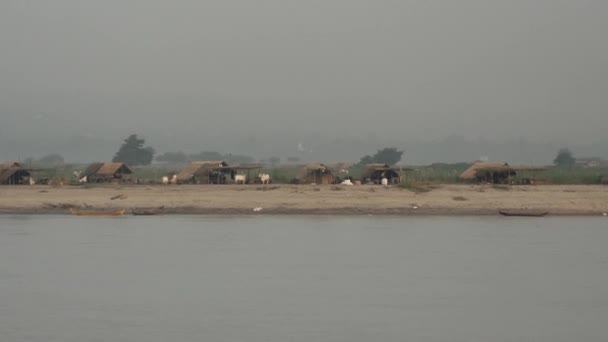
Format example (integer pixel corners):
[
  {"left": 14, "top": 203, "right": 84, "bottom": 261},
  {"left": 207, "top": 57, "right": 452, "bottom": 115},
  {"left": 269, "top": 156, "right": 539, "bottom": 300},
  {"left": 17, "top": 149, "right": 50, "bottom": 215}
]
[
  {"left": 326, "top": 162, "right": 353, "bottom": 175},
  {"left": 295, "top": 163, "right": 335, "bottom": 184},
  {"left": 361, "top": 164, "right": 402, "bottom": 184},
  {"left": 460, "top": 162, "right": 516, "bottom": 184},
  {"left": 0, "top": 162, "right": 32, "bottom": 185},
  {"left": 83, "top": 162, "right": 133, "bottom": 183},
  {"left": 176, "top": 161, "right": 231, "bottom": 184}
]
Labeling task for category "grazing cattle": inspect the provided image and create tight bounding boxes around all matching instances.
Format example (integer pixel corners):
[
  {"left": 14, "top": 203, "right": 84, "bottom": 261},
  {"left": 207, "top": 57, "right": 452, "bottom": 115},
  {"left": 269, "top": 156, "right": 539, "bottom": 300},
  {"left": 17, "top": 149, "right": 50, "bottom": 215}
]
[
  {"left": 162, "top": 176, "right": 169, "bottom": 184},
  {"left": 235, "top": 174, "right": 246, "bottom": 184},
  {"left": 170, "top": 174, "right": 177, "bottom": 184},
  {"left": 258, "top": 173, "right": 270, "bottom": 184},
  {"left": 381, "top": 177, "right": 388, "bottom": 186}
]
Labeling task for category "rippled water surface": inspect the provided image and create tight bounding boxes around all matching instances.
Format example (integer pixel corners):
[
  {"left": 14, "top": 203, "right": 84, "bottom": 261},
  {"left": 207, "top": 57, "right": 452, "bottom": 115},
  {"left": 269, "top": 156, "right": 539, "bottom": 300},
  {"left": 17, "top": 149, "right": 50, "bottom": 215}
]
[{"left": 1, "top": 215, "right": 607, "bottom": 342}]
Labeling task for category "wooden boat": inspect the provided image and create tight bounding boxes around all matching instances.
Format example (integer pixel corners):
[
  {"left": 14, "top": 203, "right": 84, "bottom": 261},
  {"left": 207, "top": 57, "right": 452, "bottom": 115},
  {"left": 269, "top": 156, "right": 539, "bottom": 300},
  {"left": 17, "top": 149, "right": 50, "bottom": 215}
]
[
  {"left": 69, "top": 208, "right": 126, "bottom": 216},
  {"left": 498, "top": 209, "right": 548, "bottom": 217}
]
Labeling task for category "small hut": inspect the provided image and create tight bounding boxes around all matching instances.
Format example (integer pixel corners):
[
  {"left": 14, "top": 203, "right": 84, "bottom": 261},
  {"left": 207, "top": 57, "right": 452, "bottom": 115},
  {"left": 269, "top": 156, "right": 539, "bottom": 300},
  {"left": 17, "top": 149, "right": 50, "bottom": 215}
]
[
  {"left": 0, "top": 162, "right": 32, "bottom": 185},
  {"left": 83, "top": 162, "right": 133, "bottom": 183},
  {"left": 230, "top": 164, "right": 264, "bottom": 184},
  {"left": 361, "top": 164, "right": 402, "bottom": 184},
  {"left": 460, "top": 162, "right": 516, "bottom": 184},
  {"left": 295, "top": 163, "right": 335, "bottom": 184},
  {"left": 176, "top": 161, "right": 231, "bottom": 184}
]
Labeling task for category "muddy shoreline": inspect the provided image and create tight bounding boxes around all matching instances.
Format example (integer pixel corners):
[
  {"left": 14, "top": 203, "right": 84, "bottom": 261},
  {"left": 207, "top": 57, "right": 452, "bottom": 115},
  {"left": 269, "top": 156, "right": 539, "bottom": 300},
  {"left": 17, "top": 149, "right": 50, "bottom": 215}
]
[{"left": 0, "top": 184, "right": 606, "bottom": 216}]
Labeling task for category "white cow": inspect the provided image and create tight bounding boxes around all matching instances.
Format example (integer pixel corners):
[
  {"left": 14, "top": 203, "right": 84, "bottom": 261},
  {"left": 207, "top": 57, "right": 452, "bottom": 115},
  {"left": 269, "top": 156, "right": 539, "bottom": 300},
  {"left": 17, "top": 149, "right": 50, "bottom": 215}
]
[
  {"left": 162, "top": 176, "right": 169, "bottom": 184},
  {"left": 258, "top": 173, "right": 270, "bottom": 184},
  {"left": 170, "top": 174, "right": 177, "bottom": 184},
  {"left": 381, "top": 177, "right": 388, "bottom": 186},
  {"left": 340, "top": 179, "right": 354, "bottom": 185},
  {"left": 235, "top": 174, "right": 246, "bottom": 184}
]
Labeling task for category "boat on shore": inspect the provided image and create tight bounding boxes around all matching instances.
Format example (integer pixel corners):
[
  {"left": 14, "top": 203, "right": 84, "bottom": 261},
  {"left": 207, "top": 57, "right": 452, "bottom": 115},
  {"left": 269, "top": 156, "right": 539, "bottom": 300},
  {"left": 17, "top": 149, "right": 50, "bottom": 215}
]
[
  {"left": 69, "top": 208, "right": 126, "bottom": 216},
  {"left": 498, "top": 209, "right": 548, "bottom": 217}
]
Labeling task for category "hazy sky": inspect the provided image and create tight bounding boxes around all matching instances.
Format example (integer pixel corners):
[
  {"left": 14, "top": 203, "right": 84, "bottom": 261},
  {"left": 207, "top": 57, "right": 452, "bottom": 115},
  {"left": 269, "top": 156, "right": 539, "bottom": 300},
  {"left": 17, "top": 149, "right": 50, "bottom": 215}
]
[{"left": 1, "top": 0, "right": 607, "bottom": 160}]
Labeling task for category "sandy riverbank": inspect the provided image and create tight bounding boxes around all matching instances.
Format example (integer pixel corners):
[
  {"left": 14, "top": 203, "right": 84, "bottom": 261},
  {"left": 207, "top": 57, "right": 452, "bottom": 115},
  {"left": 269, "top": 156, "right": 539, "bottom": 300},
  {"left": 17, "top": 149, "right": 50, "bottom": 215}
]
[{"left": 0, "top": 184, "right": 607, "bottom": 216}]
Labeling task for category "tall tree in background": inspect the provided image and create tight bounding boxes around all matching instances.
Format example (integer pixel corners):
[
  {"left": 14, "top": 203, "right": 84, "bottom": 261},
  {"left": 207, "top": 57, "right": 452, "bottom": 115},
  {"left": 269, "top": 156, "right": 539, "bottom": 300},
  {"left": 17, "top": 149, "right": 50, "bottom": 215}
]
[
  {"left": 113, "top": 134, "right": 155, "bottom": 166},
  {"left": 358, "top": 147, "right": 403, "bottom": 166},
  {"left": 156, "top": 151, "right": 189, "bottom": 163},
  {"left": 553, "top": 148, "right": 575, "bottom": 168}
]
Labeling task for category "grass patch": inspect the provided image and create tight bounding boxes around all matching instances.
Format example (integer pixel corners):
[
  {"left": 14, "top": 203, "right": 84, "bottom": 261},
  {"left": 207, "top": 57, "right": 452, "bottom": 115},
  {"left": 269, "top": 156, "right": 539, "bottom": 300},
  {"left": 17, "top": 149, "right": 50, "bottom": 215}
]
[{"left": 399, "top": 181, "right": 435, "bottom": 194}]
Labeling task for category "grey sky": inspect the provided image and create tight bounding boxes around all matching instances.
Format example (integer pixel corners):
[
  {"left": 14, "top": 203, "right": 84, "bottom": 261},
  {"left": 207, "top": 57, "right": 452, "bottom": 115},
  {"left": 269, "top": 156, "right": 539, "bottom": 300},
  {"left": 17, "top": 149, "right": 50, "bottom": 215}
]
[{"left": 1, "top": 0, "right": 607, "bottom": 162}]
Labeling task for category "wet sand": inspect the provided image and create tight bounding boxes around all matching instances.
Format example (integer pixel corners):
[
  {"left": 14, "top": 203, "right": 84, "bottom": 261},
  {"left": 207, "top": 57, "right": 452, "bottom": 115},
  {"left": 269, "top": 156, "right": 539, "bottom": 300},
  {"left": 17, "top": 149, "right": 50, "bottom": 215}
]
[{"left": 0, "top": 184, "right": 607, "bottom": 216}]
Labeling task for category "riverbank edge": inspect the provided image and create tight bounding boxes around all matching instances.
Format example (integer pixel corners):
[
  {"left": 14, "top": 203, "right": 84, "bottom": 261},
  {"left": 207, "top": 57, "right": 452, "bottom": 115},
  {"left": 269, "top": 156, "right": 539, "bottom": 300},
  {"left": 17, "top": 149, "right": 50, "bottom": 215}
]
[{"left": 1, "top": 207, "right": 605, "bottom": 216}]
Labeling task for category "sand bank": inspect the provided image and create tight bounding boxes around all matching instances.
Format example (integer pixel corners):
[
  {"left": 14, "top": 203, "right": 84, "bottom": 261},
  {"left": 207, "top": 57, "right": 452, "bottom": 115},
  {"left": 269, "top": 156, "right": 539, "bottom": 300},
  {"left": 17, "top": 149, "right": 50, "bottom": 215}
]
[{"left": 0, "top": 184, "right": 607, "bottom": 216}]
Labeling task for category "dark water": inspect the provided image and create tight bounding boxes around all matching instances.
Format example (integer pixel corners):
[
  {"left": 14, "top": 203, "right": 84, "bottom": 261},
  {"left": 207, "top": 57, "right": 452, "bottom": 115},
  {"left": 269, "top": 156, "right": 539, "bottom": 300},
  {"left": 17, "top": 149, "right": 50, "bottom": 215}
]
[{"left": 1, "top": 216, "right": 607, "bottom": 342}]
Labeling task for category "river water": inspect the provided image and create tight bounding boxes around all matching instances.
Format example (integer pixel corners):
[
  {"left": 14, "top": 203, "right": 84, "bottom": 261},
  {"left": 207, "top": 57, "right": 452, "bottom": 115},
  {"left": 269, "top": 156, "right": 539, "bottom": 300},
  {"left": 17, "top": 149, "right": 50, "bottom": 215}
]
[{"left": 1, "top": 215, "right": 607, "bottom": 342}]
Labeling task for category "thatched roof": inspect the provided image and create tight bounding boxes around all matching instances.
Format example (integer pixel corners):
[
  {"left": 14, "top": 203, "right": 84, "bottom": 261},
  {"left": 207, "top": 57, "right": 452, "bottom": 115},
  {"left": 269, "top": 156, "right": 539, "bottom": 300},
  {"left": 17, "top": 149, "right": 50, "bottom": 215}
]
[
  {"left": 460, "top": 162, "right": 514, "bottom": 180},
  {"left": 176, "top": 161, "right": 229, "bottom": 181},
  {"left": 325, "top": 162, "right": 353, "bottom": 173},
  {"left": 0, "top": 162, "right": 30, "bottom": 183},
  {"left": 296, "top": 163, "right": 332, "bottom": 180},
  {"left": 0, "top": 162, "right": 21, "bottom": 170},
  {"left": 361, "top": 164, "right": 402, "bottom": 178},
  {"left": 84, "top": 162, "right": 133, "bottom": 178}
]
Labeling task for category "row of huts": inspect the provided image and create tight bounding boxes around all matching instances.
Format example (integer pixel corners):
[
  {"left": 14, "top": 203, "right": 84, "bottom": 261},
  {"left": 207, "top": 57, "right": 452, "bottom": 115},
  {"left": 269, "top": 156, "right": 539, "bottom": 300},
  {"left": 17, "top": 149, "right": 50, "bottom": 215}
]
[
  {"left": 0, "top": 161, "right": 404, "bottom": 185},
  {"left": 174, "top": 161, "right": 403, "bottom": 185},
  {"left": 0, "top": 160, "right": 550, "bottom": 185}
]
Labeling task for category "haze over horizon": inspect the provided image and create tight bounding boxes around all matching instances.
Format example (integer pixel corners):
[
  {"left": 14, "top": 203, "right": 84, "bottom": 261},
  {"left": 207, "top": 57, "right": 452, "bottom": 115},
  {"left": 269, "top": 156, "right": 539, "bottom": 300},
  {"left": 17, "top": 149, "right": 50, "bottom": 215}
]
[{"left": 1, "top": 0, "right": 607, "bottom": 164}]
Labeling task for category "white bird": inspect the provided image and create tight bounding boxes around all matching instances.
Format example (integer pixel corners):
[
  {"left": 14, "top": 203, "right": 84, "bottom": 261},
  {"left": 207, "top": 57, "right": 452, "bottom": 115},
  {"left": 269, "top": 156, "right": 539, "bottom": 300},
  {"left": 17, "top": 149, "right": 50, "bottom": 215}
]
[
  {"left": 341, "top": 179, "right": 353, "bottom": 185},
  {"left": 253, "top": 207, "right": 263, "bottom": 212},
  {"left": 79, "top": 176, "right": 88, "bottom": 183}
]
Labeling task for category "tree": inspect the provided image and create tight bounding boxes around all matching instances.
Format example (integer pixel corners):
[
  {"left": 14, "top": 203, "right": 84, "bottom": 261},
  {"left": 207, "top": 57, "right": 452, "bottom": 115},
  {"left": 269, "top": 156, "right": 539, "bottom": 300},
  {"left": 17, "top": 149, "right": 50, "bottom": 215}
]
[
  {"left": 113, "top": 134, "right": 155, "bottom": 166},
  {"left": 358, "top": 155, "right": 374, "bottom": 166},
  {"left": 553, "top": 148, "right": 575, "bottom": 168},
  {"left": 38, "top": 153, "right": 65, "bottom": 166},
  {"left": 373, "top": 147, "right": 403, "bottom": 165},
  {"left": 156, "top": 151, "right": 189, "bottom": 164},
  {"left": 357, "top": 147, "right": 403, "bottom": 166}
]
